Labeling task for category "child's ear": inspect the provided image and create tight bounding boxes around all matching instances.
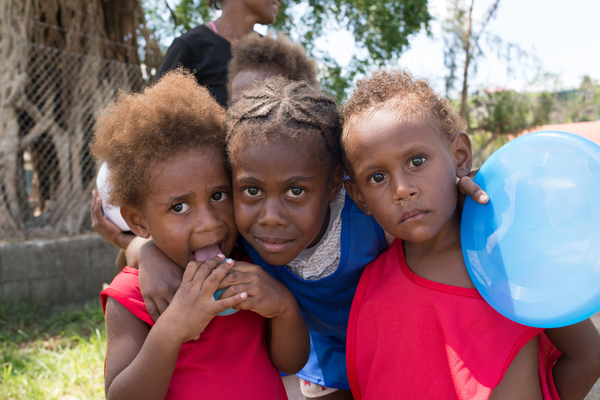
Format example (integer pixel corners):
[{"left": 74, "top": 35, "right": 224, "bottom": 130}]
[
  {"left": 120, "top": 205, "right": 150, "bottom": 239},
  {"left": 344, "top": 179, "right": 372, "bottom": 216},
  {"left": 452, "top": 131, "right": 473, "bottom": 178},
  {"left": 327, "top": 165, "right": 345, "bottom": 201}
]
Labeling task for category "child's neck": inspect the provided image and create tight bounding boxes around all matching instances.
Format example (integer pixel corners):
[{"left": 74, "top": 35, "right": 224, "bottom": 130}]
[{"left": 402, "top": 208, "right": 476, "bottom": 289}]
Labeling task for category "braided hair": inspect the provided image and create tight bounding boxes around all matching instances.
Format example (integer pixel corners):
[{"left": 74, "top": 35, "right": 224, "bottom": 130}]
[{"left": 226, "top": 76, "right": 342, "bottom": 173}]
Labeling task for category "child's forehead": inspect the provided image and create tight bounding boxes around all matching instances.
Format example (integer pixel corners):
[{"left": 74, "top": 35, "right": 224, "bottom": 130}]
[
  {"left": 149, "top": 145, "right": 226, "bottom": 176},
  {"left": 350, "top": 106, "right": 442, "bottom": 140},
  {"left": 235, "top": 135, "right": 313, "bottom": 160}
]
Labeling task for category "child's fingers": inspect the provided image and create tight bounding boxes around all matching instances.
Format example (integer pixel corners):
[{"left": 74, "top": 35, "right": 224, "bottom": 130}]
[
  {"left": 181, "top": 254, "right": 225, "bottom": 284},
  {"left": 200, "top": 257, "right": 235, "bottom": 291},
  {"left": 215, "top": 291, "right": 248, "bottom": 313},
  {"left": 457, "top": 175, "right": 489, "bottom": 204},
  {"left": 190, "top": 257, "right": 237, "bottom": 296}
]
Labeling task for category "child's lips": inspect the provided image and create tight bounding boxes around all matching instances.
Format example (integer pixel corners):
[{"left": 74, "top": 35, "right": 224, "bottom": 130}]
[
  {"left": 400, "top": 209, "right": 426, "bottom": 223},
  {"left": 255, "top": 237, "right": 293, "bottom": 253},
  {"left": 192, "top": 243, "right": 222, "bottom": 262}
]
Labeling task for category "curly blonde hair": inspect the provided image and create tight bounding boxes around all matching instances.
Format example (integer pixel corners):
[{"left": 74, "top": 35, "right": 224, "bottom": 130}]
[
  {"left": 340, "top": 69, "right": 466, "bottom": 148},
  {"left": 90, "top": 69, "right": 226, "bottom": 210},
  {"left": 227, "top": 32, "right": 318, "bottom": 100}
]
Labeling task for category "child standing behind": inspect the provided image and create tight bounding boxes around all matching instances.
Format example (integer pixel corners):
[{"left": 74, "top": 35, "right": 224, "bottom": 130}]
[
  {"left": 227, "top": 32, "right": 318, "bottom": 102},
  {"left": 341, "top": 70, "right": 600, "bottom": 400},
  {"left": 91, "top": 70, "right": 308, "bottom": 400}
]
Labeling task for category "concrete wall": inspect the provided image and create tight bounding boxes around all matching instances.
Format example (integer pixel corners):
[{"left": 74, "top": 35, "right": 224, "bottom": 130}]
[{"left": 0, "top": 234, "right": 120, "bottom": 310}]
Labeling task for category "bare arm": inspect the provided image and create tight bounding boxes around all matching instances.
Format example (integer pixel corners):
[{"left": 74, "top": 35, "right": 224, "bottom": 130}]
[
  {"left": 489, "top": 336, "right": 543, "bottom": 400},
  {"left": 545, "top": 318, "right": 600, "bottom": 400},
  {"left": 104, "top": 298, "right": 178, "bottom": 400},
  {"left": 266, "top": 294, "right": 310, "bottom": 375},
  {"left": 220, "top": 260, "right": 310, "bottom": 374},
  {"left": 105, "top": 257, "right": 248, "bottom": 400},
  {"left": 126, "top": 236, "right": 183, "bottom": 321}
]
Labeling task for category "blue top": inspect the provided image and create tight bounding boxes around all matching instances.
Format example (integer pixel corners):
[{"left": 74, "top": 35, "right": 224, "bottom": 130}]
[{"left": 238, "top": 192, "right": 387, "bottom": 389}]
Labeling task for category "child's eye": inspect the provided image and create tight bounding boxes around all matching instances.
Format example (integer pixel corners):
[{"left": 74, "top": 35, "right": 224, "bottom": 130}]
[
  {"left": 211, "top": 192, "right": 228, "bottom": 202},
  {"left": 243, "top": 187, "right": 262, "bottom": 197},
  {"left": 285, "top": 187, "right": 305, "bottom": 198},
  {"left": 410, "top": 156, "right": 426, "bottom": 168},
  {"left": 369, "top": 173, "right": 386, "bottom": 184},
  {"left": 171, "top": 203, "right": 190, "bottom": 214}
]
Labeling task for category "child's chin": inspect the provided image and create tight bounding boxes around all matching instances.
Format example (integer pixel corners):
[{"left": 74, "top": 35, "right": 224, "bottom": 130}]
[{"left": 262, "top": 253, "right": 296, "bottom": 267}]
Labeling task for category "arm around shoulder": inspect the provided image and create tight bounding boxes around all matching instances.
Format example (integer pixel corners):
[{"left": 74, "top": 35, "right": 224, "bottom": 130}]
[{"left": 126, "top": 236, "right": 184, "bottom": 321}]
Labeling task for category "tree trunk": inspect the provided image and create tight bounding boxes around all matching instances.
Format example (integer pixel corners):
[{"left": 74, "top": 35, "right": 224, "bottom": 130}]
[
  {"left": 460, "top": 0, "right": 474, "bottom": 120},
  {"left": 0, "top": 0, "right": 161, "bottom": 239}
]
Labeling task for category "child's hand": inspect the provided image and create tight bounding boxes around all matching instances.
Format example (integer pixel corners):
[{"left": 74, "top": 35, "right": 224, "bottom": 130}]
[
  {"left": 218, "top": 260, "right": 310, "bottom": 375},
  {"left": 90, "top": 189, "right": 135, "bottom": 249},
  {"left": 457, "top": 171, "right": 489, "bottom": 206},
  {"left": 161, "top": 256, "right": 248, "bottom": 344},
  {"left": 134, "top": 238, "right": 183, "bottom": 321},
  {"left": 218, "top": 260, "right": 297, "bottom": 319}
]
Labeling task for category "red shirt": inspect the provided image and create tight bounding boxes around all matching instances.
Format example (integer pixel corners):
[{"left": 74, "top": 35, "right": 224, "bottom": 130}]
[
  {"left": 347, "top": 240, "right": 561, "bottom": 400},
  {"left": 101, "top": 250, "right": 287, "bottom": 399}
]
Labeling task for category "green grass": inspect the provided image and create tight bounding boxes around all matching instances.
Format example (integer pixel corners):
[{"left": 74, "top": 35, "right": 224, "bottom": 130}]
[{"left": 0, "top": 299, "right": 106, "bottom": 400}]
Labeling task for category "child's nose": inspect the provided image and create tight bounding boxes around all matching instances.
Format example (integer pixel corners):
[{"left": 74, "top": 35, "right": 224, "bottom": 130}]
[
  {"left": 392, "top": 175, "right": 418, "bottom": 205},
  {"left": 193, "top": 206, "right": 222, "bottom": 233},
  {"left": 257, "top": 197, "right": 287, "bottom": 227}
]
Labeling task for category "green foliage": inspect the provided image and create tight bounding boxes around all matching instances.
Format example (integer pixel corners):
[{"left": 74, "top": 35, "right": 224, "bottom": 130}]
[
  {"left": 472, "top": 90, "right": 526, "bottom": 134},
  {"left": 469, "top": 129, "right": 509, "bottom": 168},
  {"left": 555, "top": 75, "right": 600, "bottom": 123},
  {"left": 141, "top": 0, "right": 431, "bottom": 102},
  {"left": 143, "top": 0, "right": 218, "bottom": 50},
  {"left": 468, "top": 88, "right": 555, "bottom": 164},
  {"left": 471, "top": 88, "right": 555, "bottom": 134},
  {"left": 0, "top": 300, "right": 106, "bottom": 400},
  {"left": 274, "top": 0, "right": 432, "bottom": 100}
]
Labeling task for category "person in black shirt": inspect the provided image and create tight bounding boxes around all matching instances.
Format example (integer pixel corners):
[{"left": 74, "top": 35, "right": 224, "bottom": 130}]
[
  {"left": 90, "top": 0, "right": 283, "bottom": 270},
  {"left": 158, "top": 0, "right": 282, "bottom": 107}
]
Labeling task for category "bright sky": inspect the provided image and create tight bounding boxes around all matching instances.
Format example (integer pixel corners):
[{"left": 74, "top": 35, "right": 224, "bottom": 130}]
[{"left": 276, "top": 0, "right": 600, "bottom": 97}]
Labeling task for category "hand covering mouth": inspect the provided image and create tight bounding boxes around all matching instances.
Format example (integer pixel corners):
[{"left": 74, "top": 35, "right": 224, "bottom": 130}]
[{"left": 193, "top": 243, "right": 222, "bottom": 262}]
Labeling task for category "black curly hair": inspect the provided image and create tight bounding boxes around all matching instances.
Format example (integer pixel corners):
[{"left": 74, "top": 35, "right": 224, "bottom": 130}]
[{"left": 227, "top": 32, "right": 318, "bottom": 99}]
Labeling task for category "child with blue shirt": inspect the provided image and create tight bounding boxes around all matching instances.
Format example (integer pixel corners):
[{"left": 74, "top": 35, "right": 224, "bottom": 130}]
[{"left": 128, "top": 76, "right": 488, "bottom": 399}]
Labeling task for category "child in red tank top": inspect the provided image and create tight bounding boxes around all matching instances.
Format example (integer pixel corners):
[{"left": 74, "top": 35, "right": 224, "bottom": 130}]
[{"left": 341, "top": 69, "right": 600, "bottom": 400}]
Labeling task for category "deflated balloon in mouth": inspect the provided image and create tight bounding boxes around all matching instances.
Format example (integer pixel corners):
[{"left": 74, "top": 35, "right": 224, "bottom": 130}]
[{"left": 193, "top": 243, "right": 222, "bottom": 262}]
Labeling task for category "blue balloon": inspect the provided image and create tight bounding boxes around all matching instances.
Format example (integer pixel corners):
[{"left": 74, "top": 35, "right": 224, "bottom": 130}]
[
  {"left": 461, "top": 131, "right": 600, "bottom": 328},
  {"left": 213, "top": 257, "right": 239, "bottom": 316},
  {"left": 214, "top": 288, "right": 239, "bottom": 316}
]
